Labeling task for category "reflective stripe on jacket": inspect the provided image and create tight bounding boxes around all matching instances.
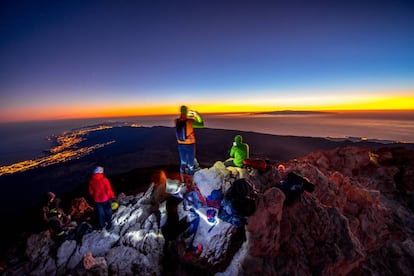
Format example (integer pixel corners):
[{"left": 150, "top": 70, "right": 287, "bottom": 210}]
[{"left": 48, "top": 208, "right": 62, "bottom": 219}]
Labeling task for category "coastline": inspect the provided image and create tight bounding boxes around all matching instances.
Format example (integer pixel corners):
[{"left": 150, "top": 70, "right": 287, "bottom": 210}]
[
  {"left": 2, "top": 126, "right": 413, "bottom": 214},
  {"left": 0, "top": 126, "right": 413, "bottom": 259},
  {"left": 2, "top": 110, "right": 414, "bottom": 168}
]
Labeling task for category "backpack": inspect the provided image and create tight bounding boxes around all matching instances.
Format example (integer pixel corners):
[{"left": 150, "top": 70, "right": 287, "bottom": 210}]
[
  {"left": 206, "top": 189, "right": 223, "bottom": 209},
  {"left": 218, "top": 198, "right": 245, "bottom": 227},
  {"left": 243, "top": 159, "right": 269, "bottom": 173},
  {"left": 277, "top": 172, "right": 315, "bottom": 205},
  {"left": 225, "top": 178, "right": 257, "bottom": 217},
  {"left": 176, "top": 119, "right": 187, "bottom": 141}
]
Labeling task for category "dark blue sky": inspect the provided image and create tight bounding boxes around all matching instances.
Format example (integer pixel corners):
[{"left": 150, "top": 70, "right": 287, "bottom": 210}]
[{"left": 1, "top": 1, "right": 413, "bottom": 121}]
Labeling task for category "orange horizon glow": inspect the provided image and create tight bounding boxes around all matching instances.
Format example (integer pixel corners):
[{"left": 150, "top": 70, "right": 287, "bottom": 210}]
[{"left": 1, "top": 94, "right": 414, "bottom": 122}]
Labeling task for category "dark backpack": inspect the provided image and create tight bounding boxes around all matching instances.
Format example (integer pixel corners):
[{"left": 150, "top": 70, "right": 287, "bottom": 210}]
[
  {"left": 225, "top": 178, "right": 257, "bottom": 217},
  {"left": 277, "top": 172, "right": 315, "bottom": 205},
  {"left": 176, "top": 119, "right": 187, "bottom": 141},
  {"left": 218, "top": 198, "right": 245, "bottom": 227}
]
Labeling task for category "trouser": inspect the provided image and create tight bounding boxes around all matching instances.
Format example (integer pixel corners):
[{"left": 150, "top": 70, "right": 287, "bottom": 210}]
[
  {"left": 95, "top": 200, "right": 112, "bottom": 229},
  {"left": 178, "top": 143, "right": 196, "bottom": 177}
]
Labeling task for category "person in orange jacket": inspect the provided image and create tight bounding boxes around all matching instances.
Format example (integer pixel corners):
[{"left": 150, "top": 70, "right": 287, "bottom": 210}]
[
  {"left": 88, "top": 166, "right": 115, "bottom": 231},
  {"left": 175, "top": 105, "right": 204, "bottom": 181}
]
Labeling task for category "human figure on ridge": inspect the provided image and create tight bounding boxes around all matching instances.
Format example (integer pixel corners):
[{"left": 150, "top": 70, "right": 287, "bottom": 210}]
[
  {"left": 42, "top": 191, "right": 71, "bottom": 226},
  {"left": 224, "top": 134, "right": 249, "bottom": 168},
  {"left": 273, "top": 163, "right": 315, "bottom": 205},
  {"left": 88, "top": 166, "right": 115, "bottom": 231},
  {"left": 155, "top": 172, "right": 202, "bottom": 265},
  {"left": 42, "top": 191, "right": 77, "bottom": 242},
  {"left": 147, "top": 170, "right": 202, "bottom": 268},
  {"left": 275, "top": 164, "right": 289, "bottom": 182},
  {"left": 174, "top": 105, "right": 204, "bottom": 181}
]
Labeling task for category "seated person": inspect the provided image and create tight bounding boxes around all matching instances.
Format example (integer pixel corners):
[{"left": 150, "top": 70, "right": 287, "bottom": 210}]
[
  {"left": 42, "top": 192, "right": 77, "bottom": 241},
  {"left": 43, "top": 192, "right": 71, "bottom": 226},
  {"left": 273, "top": 164, "right": 315, "bottom": 205},
  {"left": 48, "top": 216, "right": 93, "bottom": 244},
  {"left": 150, "top": 170, "right": 202, "bottom": 260},
  {"left": 47, "top": 217, "right": 69, "bottom": 242},
  {"left": 161, "top": 195, "right": 202, "bottom": 261},
  {"left": 224, "top": 135, "right": 249, "bottom": 167},
  {"left": 275, "top": 164, "right": 289, "bottom": 183}
]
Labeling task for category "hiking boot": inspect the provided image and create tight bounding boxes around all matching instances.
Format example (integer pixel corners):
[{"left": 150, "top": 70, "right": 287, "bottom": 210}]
[{"left": 105, "top": 223, "right": 113, "bottom": 231}]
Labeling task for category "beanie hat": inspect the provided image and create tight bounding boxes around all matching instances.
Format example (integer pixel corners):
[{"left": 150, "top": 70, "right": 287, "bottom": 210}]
[
  {"left": 93, "top": 166, "right": 104, "bottom": 174},
  {"left": 234, "top": 135, "right": 242, "bottom": 144}
]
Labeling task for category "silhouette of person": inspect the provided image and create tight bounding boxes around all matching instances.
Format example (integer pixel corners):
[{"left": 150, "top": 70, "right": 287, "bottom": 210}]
[
  {"left": 42, "top": 192, "right": 70, "bottom": 226},
  {"left": 88, "top": 166, "right": 115, "bottom": 231},
  {"left": 224, "top": 134, "right": 249, "bottom": 167},
  {"left": 175, "top": 105, "right": 204, "bottom": 181},
  {"left": 161, "top": 192, "right": 202, "bottom": 264},
  {"left": 42, "top": 191, "right": 77, "bottom": 242}
]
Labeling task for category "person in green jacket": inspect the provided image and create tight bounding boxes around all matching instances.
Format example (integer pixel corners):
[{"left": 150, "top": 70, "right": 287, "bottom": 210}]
[{"left": 224, "top": 134, "right": 249, "bottom": 167}]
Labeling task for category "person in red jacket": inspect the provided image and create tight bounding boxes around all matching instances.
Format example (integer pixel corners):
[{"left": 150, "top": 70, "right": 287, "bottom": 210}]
[{"left": 88, "top": 166, "right": 115, "bottom": 231}]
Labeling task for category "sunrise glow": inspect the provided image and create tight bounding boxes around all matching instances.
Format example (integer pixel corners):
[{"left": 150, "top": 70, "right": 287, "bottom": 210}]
[
  {"left": 1, "top": 1, "right": 413, "bottom": 122},
  {"left": 2, "top": 93, "right": 413, "bottom": 122}
]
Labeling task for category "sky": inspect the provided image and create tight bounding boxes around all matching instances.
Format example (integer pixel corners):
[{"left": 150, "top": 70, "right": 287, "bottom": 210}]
[{"left": 1, "top": 0, "right": 414, "bottom": 122}]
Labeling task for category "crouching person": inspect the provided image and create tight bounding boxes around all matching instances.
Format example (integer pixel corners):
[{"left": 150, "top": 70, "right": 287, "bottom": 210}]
[
  {"left": 47, "top": 218, "right": 93, "bottom": 244},
  {"left": 274, "top": 164, "right": 315, "bottom": 206},
  {"left": 47, "top": 217, "right": 71, "bottom": 244},
  {"left": 158, "top": 177, "right": 203, "bottom": 272},
  {"left": 161, "top": 196, "right": 202, "bottom": 263}
]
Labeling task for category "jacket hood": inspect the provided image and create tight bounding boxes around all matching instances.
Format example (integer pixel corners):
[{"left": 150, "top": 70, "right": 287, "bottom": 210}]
[{"left": 234, "top": 135, "right": 242, "bottom": 145}]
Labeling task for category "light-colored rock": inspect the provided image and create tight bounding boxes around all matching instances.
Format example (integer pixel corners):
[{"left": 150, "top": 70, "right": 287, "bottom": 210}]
[{"left": 4, "top": 146, "right": 414, "bottom": 276}]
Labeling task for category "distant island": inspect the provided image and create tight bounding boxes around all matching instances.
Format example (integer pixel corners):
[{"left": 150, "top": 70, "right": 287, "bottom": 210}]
[{"left": 252, "top": 110, "right": 334, "bottom": 115}]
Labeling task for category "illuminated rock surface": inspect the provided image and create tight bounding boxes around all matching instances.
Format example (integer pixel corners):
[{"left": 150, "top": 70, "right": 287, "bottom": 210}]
[{"left": 1, "top": 146, "right": 413, "bottom": 275}]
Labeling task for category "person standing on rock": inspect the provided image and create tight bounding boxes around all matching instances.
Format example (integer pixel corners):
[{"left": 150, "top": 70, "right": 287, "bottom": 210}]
[
  {"left": 88, "top": 166, "right": 115, "bottom": 231},
  {"left": 175, "top": 105, "right": 204, "bottom": 181}
]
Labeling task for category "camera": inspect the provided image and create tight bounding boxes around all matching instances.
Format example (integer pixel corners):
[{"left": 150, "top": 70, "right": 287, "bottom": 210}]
[{"left": 187, "top": 110, "right": 195, "bottom": 117}]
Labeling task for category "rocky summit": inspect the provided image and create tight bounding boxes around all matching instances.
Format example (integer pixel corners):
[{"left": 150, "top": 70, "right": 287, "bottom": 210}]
[{"left": 2, "top": 146, "right": 414, "bottom": 276}]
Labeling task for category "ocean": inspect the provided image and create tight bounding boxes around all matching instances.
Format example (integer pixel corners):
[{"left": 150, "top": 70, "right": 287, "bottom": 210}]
[
  {"left": 0, "top": 110, "right": 413, "bottom": 252},
  {"left": 1, "top": 111, "right": 414, "bottom": 167}
]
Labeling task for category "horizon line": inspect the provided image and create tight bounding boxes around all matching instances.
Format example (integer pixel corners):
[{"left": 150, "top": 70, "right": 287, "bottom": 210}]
[{"left": 1, "top": 109, "right": 414, "bottom": 124}]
